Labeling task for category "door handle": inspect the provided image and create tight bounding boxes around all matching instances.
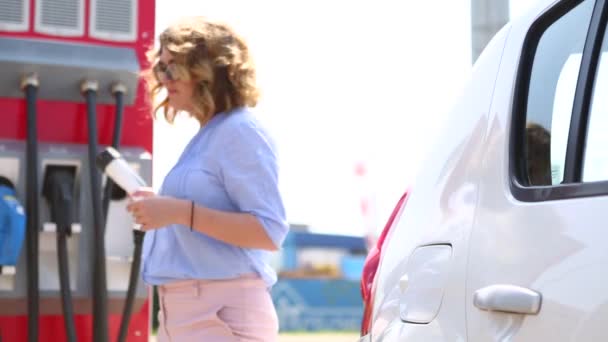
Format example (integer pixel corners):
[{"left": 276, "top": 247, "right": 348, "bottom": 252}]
[{"left": 473, "top": 284, "right": 541, "bottom": 315}]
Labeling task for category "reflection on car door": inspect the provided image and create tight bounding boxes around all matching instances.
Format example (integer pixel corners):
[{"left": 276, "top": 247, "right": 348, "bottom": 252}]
[{"left": 466, "top": 0, "right": 608, "bottom": 341}]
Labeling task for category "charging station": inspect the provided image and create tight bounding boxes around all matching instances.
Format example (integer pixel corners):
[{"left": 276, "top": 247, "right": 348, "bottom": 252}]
[{"left": 0, "top": 1, "right": 155, "bottom": 341}]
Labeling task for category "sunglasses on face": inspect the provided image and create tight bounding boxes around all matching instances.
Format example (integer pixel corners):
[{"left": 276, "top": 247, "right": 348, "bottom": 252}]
[{"left": 153, "top": 62, "right": 180, "bottom": 82}]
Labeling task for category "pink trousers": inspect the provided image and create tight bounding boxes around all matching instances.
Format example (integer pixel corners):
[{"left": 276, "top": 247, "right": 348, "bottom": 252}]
[{"left": 156, "top": 275, "right": 278, "bottom": 342}]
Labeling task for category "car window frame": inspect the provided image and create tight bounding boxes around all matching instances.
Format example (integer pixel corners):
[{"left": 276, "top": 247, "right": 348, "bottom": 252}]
[{"left": 510, "top": 0, "right": 608, "bottom": 202}]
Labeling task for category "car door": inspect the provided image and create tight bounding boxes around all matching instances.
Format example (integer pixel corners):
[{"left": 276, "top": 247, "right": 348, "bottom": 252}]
[{"left": 466, "top": 0, "right": 608, "bottom": 340}]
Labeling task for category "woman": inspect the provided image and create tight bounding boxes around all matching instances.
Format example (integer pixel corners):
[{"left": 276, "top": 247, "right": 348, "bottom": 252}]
[{"left": 127, "top": 17, "right": 288, "bottom": 341}]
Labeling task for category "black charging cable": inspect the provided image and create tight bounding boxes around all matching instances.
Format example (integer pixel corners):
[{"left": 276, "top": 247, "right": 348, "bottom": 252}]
[
  {"left": 98, "top": 84, "right": 146, "bottom": 342},
  {"left": 21, "top": 74, "right": 40, "bottom": 342},
  {"left": 43, "top": 166, "right": 77, "bottom": 342},
  {"left": 82, "top": 80, "right": 109, "bottom": 342}
]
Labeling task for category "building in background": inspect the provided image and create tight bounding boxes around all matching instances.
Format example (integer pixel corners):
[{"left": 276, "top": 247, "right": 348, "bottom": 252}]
[{"left": 471, "top": 0, "right": 510, "bottom": 63}]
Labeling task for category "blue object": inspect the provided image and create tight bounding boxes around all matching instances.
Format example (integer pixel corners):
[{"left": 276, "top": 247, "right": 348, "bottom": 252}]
[
  {"left": 0, "top": 181, "right": 26, "bottom": 266},
  {"left": 341, "top": 255, "right": 366, "bottom": 281},
  {"left": 272, "top": 279, "right": 363, "bottom": 331},
  {"left": 281, "top": 230, "right": 368, "bottom": 271},
  {"left": 290, "top": 231, "right": 367, "bottom": 251}
]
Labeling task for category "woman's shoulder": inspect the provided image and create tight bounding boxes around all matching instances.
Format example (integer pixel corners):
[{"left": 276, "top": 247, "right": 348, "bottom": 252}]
[
  {"left": 214, "top": 107, "right": 271, "bottom": 141},
  {"left": 209, "top": 107, "right": 279, "bottom": 157}
]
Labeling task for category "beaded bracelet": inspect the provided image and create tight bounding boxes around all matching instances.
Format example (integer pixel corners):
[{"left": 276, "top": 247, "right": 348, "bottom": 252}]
[{"left": 190, "top": 200, "right": 194, "bottom": 232}]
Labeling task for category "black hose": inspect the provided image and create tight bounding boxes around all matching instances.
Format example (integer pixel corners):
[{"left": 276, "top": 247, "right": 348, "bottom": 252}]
[
  {"left": 102, "top": 89, "right": 125, "bottom": 222},
  {"left": 110, "top": 89, "right": 124, "bottom": 150},
  {"left": 24, "top": 80, "right": 39, "bottom": 342},
  {"left": 102, "top": 87, "right": 144, "bottom": 342},
  {"left": 57, "top": 232, "right": 76, "bottom": 341},
  {"left": 117, "top": 231, "right": 144, "bottom": 342},
  {"left": 83, "top": 85, "right": 109, "bottom": 342},
  {"left": 43, "top": 167, "right": 77, "bottom": 342}
]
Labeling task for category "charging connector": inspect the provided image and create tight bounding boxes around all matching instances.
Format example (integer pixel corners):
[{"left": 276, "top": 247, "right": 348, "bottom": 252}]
[
  {"left": 43, "top": 166, "right": 76, "bottom": 235},
  {"left": 42, "top": 165, "right": 78, "bottom": 342}
]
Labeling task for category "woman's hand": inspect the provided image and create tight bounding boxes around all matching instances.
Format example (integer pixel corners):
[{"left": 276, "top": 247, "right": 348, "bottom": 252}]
[
  {"left": 130, "top": 187, "right": 156, "bottom": 199},
  {"left": 126, "top": 193, "right": 188, "bottom": 231}
]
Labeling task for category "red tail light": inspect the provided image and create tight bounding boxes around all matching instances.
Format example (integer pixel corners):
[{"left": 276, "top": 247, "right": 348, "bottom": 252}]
[{"left": 360, "top": 189, "right": 409, "bottom": 336}]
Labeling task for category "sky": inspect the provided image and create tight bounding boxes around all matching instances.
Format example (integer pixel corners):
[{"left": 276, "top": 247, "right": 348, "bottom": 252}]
[{"left": 153, "top": 0, "right": 542, "bottom": 237}]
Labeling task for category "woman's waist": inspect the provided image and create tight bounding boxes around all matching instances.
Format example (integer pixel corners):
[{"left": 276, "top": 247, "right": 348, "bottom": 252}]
[
  {"left": 144, "top": 226, "right": 248, "bottom": 261},
  {"left": 143, "top": 229, "right": 275, "bottom": 285},
  {"left": 143, "top": 249, "right": 257, "bottom": 276},
  {"left": 157, "top": 272, "right": 263, "bottom": 292}
]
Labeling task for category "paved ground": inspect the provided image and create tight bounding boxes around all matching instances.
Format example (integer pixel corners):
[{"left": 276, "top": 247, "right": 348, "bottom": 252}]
[{"left": 150, "top": 332, "right": 359, "bottom": 341}]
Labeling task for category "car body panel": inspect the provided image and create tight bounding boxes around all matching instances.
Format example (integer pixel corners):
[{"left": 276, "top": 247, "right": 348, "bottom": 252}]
[
  {"left": 369, "top": 21, "right": 511, "bottom": 342},
  {"left": 366, "top": 0, "right": 608, "bottom": 340},
  {"left": 465, "top": 0, "right": 608, "bottom": 340}
]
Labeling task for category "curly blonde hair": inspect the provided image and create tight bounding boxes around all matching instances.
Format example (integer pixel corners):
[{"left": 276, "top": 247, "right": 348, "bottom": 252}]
[{"left": 145, "top": 17, "right": 259, "bottom": 124}]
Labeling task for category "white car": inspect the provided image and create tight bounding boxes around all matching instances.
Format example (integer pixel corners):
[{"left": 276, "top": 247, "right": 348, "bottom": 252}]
[{"left": 360, "top": 0, "right": 608, "bottom": 340}]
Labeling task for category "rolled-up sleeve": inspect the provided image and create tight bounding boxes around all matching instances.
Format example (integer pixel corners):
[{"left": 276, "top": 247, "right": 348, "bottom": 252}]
[{"left": 216, "top": 117, "right": 289, "bottom": 248}]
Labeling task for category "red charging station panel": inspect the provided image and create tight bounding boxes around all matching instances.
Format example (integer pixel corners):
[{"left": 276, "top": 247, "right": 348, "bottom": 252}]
[{"left": 0, "top": 0, "right": 156, "bottom": 340}]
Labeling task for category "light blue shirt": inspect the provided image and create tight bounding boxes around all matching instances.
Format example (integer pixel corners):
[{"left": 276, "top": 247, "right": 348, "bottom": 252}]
[{"left": 141, "top": 107, "right": 288, "bottom": 287}]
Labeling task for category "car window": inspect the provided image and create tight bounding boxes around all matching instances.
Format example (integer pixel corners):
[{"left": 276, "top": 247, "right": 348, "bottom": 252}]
[
  {"left": 522, "top": 0, "right": 593, "bottom": 186},
  {"left": 582, "top": 45, "right": 608, "bottom": 182},
  {"left": 550, "top": 54, "right": 581, "bottom": 185}
]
